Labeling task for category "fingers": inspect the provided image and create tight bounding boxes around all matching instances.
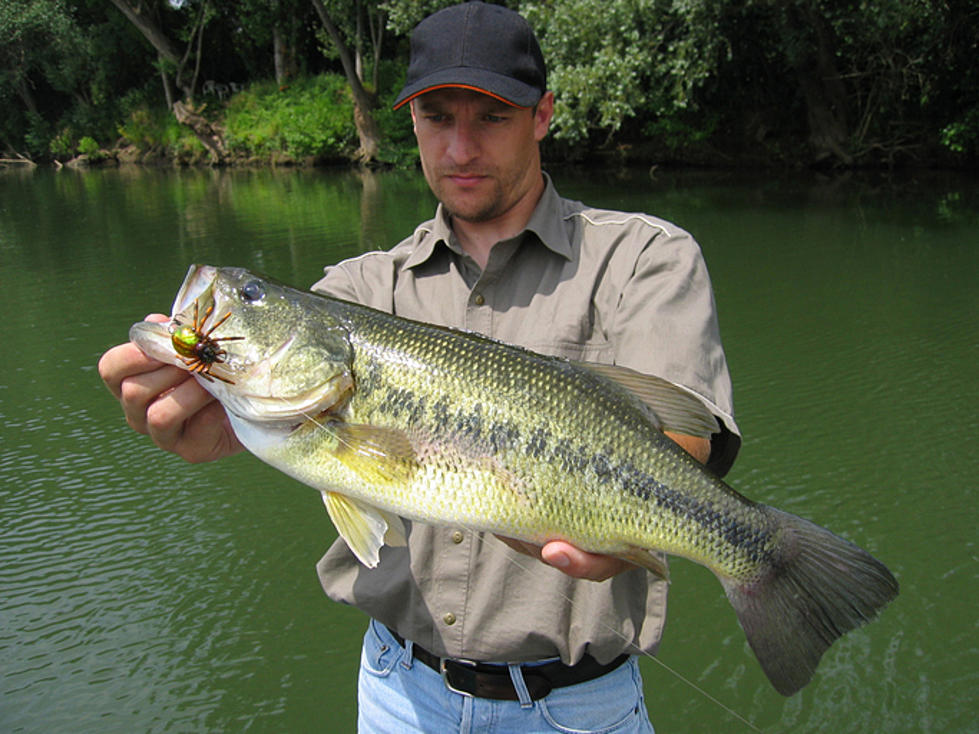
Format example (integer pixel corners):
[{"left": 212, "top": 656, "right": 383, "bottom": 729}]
[
  {"left": 98, "top": 341, "right": 166, "bottom": 401},
  {"left": 112, "top": 359, "right": 242, "bottom": 461},
  {"left": 97, "top": 314, "right": 170, "bottom": 398},
  {"left": 141, "top": 373, "right": 219, "bottom": 449},
  {"left": 540, "top": 541, "right": 635, "bottom": 582},
  {"left": 164, "top": 399, "right": 243, "bottom": 464},
  {"left": 495, "top": 535, "right": 544, "bottom": 559},
  {"left": 495, "top": 536, "right": 636, "bottom": 582},
  {"left": 113, "top": 360, "right": 193, "bottom": 435}
]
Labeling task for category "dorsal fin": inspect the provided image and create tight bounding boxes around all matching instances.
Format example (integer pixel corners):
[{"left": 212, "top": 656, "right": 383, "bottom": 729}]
[{"left": 577, "top": 362, "right": 719, "bottom": 438}]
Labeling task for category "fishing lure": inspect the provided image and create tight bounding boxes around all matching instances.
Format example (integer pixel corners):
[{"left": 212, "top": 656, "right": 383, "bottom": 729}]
[{"left": 170, "top": 299, "right": 243, "bottom": 383}]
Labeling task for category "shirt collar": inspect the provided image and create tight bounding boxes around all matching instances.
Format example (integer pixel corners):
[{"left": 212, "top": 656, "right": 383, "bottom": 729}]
[{"left": 403, "top": 173, "right": 573, "bottom": 270}]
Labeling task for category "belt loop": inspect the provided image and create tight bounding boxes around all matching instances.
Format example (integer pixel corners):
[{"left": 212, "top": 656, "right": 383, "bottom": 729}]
[
  {"left": 507, "top": 664, "right": 534, "bottom": 708},
  {"left": 401, "top": 639, "right": 414, "bottom": 670}
]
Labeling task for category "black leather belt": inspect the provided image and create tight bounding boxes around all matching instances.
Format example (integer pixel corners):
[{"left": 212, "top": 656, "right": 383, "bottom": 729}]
[{"left": 388, "top": 628, "right": 629, "bottom": 701}]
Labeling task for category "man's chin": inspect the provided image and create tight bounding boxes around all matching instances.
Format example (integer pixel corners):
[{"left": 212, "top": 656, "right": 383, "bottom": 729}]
[{"left": 439, "top": 194, "right": 503, "bottom": 224}]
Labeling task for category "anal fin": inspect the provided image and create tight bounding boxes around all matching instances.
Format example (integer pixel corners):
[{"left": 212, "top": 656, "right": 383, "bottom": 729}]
[{"left": 620, "top": 547, "right": 671, "bottom": 581}]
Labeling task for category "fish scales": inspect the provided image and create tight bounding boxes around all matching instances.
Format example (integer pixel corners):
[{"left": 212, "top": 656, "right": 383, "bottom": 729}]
[{"left": 129, "top": 265, "right": 898, "bottom": 697}]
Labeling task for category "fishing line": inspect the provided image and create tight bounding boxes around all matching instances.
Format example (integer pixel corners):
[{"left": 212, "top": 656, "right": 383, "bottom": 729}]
[{"left": 465, "top": 528, "right": 765, "bottom": 733}]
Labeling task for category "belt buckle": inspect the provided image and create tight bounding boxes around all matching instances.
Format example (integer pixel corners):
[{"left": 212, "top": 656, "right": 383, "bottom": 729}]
[{"left": 440, "top": 658, "right": 478, "bottom": 697}]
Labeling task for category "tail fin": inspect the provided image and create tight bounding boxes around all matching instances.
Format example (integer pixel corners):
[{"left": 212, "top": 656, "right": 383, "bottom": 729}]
[{"left": 720, "top": 506, "right": 899, "bottom": 696}]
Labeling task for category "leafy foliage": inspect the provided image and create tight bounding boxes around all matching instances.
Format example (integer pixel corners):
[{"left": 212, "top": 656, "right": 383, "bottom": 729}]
[
  {"left": 521, "top": 0, "right": 729, "bottom": 144},
  {"left": 224, "top": 75, "right": 357, "bottom": 160}
]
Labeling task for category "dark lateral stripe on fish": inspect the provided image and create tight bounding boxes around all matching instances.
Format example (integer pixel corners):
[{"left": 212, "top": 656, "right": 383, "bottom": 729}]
[{"left": 614, "top": 458, "right": 776, "bottom": 567}]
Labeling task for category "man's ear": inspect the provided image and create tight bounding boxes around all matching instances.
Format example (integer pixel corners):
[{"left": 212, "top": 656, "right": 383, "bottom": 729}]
[{"left": 534, "top": 91, "right": 555, "bottom": 141}]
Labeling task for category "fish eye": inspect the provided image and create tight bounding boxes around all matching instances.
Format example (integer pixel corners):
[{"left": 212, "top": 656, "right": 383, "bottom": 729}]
[{"left": 240, "top": 280, "right": 266, "bottom": 303}]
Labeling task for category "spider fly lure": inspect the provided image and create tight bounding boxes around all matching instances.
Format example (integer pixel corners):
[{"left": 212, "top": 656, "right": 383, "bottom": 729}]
[{"left": 169, "top": 299, "right": 243, "bottom": 384}]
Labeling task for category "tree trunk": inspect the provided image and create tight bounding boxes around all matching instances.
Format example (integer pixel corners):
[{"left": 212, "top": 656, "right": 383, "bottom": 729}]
[
  {"left": 273, "top": 27, "right": 286, "bottom": 85},
  {"left": 353, "top": 101, "right": 381, "bottom": 164},
  {"left": 783, "top": 4, "right": 853, "bottom": 165},
  {"left": 173, "top": 100, "right": 225, "bottom": 163},
  {"left": 107, "top": 0, "right": 181, "bottom": 67},
  {"left": 108, "top": 0, "right": 195, "bottom": 100},
  {"left": 159, "top": 58, "right": 175, "bottom": 110},
  {"left": 310, "top": 0, "right": 381, "bottom": 164},
  {"left": 273, "top": 26, "right": 298, "bottom": 86},
  {"left": 15, "top": 78, "right": 39, "bottom": 116}
]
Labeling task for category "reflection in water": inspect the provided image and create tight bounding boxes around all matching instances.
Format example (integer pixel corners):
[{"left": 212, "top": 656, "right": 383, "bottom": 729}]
[{"left": 0, "top": 166, "right": 975, "bottom": 733}]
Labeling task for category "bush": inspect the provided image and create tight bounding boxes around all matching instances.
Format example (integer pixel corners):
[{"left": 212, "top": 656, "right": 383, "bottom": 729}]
[
  {"left": 224, "top": 75, "right": 357, "bottom": 160},
  {"left": 49, "top": 127, "right": 74, "bottom": 158},
  {"left": 118, "top": 106, "right": 168, "bottom": 150},
  {"left": 78, "top": 136, "right": 100, "bottom": 156}
]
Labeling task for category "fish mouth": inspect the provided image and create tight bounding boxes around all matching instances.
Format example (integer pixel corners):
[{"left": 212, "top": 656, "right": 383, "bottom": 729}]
[
  {"left": 171, "top": 264, "right": 219, "bottom": 322},
  {"left": 128, "top": 264, "right": 234, "bottom": 382},
  {"left": 168, "top": 264, "right": 238, "bottom": 383}
]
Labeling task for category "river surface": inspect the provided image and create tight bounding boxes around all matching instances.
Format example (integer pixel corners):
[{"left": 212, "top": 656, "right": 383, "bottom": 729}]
[{"left": 1, "top": 165, "right": 976, "bottom": 733}]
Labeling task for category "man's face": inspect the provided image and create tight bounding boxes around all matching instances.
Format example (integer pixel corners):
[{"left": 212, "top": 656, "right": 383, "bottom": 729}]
[{"left": 411, "top": 88, "right": 553, "bottom": 224}]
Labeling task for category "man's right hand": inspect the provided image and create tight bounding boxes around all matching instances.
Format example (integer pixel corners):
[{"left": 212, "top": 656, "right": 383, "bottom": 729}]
[{"left": 97, "top": 314, "right": 244, "bottom": 464}]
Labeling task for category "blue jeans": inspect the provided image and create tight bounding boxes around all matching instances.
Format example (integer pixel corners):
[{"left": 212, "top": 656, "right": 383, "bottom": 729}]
[{"left": 357, "top": 620, "right": 655, "bottom": 734}]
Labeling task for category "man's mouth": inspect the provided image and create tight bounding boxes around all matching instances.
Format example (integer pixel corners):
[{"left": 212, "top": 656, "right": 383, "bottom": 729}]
[{"left": 444, "top": 171, "right": 488, "bottom": 187}]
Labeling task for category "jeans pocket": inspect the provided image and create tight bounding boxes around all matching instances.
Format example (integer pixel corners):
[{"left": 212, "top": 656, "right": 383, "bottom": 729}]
[
  {"left": 360, "top": 620, "right": 404, "bottom": 679},
  {"left": 537, "top": 658, "right": 649, "bottom": 734}
]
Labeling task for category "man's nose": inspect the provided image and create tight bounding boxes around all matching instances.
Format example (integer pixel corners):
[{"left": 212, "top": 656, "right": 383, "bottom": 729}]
[{"left": 446, "top": 120, "right": 479, "bottom": 163}]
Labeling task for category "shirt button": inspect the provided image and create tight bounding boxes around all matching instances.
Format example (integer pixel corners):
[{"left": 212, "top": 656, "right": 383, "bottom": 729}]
[
  {"left": 451, "top": 530, "right": 464, "bottom": 544},
  {"left": 443, "top": 612, "right": 457, "bottom": 626},
  {"left": 473, "top": 293, "right": 485, "bottom": 306}
]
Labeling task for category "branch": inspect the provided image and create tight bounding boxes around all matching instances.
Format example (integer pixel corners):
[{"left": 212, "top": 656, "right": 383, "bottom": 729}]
[{"left": 107, "top": 0, "right": 181, "bottom": 67}]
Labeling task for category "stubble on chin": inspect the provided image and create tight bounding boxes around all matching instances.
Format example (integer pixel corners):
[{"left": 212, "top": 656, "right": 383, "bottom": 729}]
[{"left": 433, "top": 177, "right": 506, "bottom": 224}]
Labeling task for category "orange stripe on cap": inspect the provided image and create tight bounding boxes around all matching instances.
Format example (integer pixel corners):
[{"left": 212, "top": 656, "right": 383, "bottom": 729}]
[{"left": 392, "top": 84, "right": 532, "bottom": 111}]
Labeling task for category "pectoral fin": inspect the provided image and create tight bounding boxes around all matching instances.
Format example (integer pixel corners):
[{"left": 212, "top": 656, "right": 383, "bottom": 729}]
[
  {"left": 322, "top": 491, "right": 407, "bottom": 568},
  {"left": 332, "top": 423, "right": 419, "bottom": 486}
]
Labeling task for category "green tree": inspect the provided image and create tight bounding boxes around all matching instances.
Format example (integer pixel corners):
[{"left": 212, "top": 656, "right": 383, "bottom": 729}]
[
  {"left": 1, "top": 0, "right": 81, "bottom": 154},
  {"left": 310, "top": 0, "right": 385, "bottom": 163},
  {"left": 1, "top": 0, "right": 150, "bottom": 158},
  {"left": 521, "top": 0, "right": 727, "bottom": 145}
]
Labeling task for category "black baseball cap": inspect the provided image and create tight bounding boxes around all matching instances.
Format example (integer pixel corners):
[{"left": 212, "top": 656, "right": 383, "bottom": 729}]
[{"left": 392, "top": 2, "right": 547, "bottom": 110}]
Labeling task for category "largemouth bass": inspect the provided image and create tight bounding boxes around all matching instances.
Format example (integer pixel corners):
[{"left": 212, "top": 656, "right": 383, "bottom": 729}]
[{"left": 130, "top": 264, "right": 898, "bottom": 696}]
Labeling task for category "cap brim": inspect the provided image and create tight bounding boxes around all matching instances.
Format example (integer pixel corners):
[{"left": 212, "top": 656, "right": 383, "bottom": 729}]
[{"left": 393, "top": 68, "right": 542, "bottom": 110}]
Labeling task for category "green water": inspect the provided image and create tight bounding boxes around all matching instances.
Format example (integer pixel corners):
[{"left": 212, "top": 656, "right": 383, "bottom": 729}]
[{"left": 1, "top": 166, "right": 976, "bottom": 733}]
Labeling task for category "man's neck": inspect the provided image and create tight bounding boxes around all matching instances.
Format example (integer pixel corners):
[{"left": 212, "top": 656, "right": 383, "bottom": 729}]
[{"left": 452, "top": 175, "right": 546, "bottom": 269}]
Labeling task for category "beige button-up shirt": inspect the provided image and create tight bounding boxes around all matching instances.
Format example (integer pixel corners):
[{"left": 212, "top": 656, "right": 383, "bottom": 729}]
[{"left": 311, "top": 176, "right": 739, "bottom": 665}]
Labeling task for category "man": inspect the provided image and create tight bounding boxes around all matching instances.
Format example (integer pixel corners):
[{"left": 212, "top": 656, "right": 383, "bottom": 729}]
[{"left": 99, "top": 3, "right": 739, "bottom": 732}]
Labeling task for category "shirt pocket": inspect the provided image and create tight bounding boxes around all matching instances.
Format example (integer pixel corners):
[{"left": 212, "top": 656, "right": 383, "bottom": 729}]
[
  {"left": 525, "top": 340, "right": 614, "bottom": 364},
  {"left": 516, "top": 308, "right": 613, "bottom": 364},
  {"left": 504, "top": 282, "right": 616, "bottom": 363}
]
